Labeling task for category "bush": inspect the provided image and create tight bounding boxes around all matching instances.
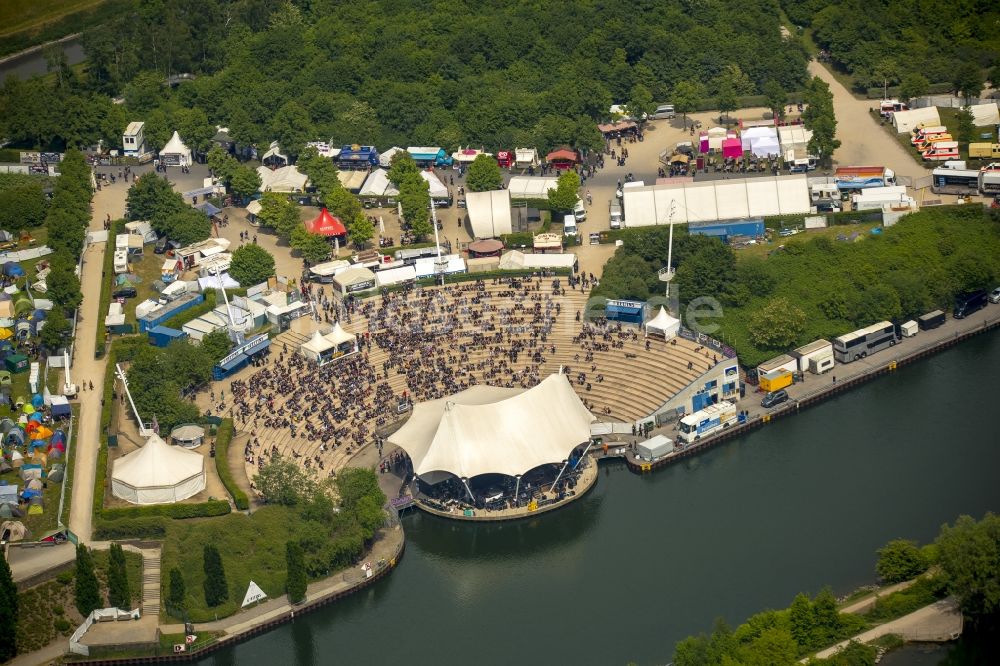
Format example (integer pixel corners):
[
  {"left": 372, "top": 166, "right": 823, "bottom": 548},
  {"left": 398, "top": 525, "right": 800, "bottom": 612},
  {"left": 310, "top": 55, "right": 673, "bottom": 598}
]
[
  {"left": 100, "top": 500, "right": 231, "bottom": 521},
  {"left": 876, "top": 539, "right": 930, "bottom": 584},
  {"left": 214, "top": 420, "right": 249, "bottom": 510},
  {"left": 93, "top": 517, "right": 169, "bottom": 540},
  {"left": 53, "top": 618, "right": 71, "bottom": 632}
]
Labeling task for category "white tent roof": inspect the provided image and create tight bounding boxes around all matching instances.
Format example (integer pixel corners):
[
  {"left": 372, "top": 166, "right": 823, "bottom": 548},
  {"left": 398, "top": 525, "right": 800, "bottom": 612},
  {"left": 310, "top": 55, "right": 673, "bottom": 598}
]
[
  {"left": 301, "top": 330, "right": 335, "bottom": 354},
  {"left": 246, "top": 200, "right": 262, "bottom": 216},
  {"left": 390, "top": 373, "right": 595, "bottom": 479},
  {"left": 507, "top": 176, "right": 559, "bottom": 198},
  {"left": 379, "top": 146, "right": 405, "bottom": 168},
  {"left": 326, "top": 322, "right": 356, "bottom": 347},
  {"left": 750, "top": 136, "right": 781, "bottom": 158},
  {"left": 514, "top": 148, "right": 538, "bottom": 164},
  {"left": 338, "top": 169, "right": 368, "bottom": 191},
  {"left": 498, "top": 250, "right": 576, "bottom": 271},
  {"left": 359, "top": 168, "right": 392, "bottom": 197},
  {"left": 420, "top": 170, "right": 449, "bottom": 198},
  {"left": 466, "top": 190, "right": 512, "bottom": 238},
  {"left": 741, "top": 126, "right": 777, "bottom": 151},
  {"left": 111, "top": 434, "right": 206, "bottom": 505},
  {"left": 892, "top": 107, "right": 940, "bottom": 134},
  {"left": 261, "top": 141, "right": 287, "bottom": 163},
  {"left": 161, "top": 131, "right": 192, "bottom": 162},
  {"left": 645, "top": 306, "right": 680, "bottom": 339},
  {"left": 257, "top": 165, "right": 308, "bottom": 193},
  {"left": 969, "top": 102, "right": 1000, "bottom": 127},
  {"left": 778, "top": 125, "right": 813, "bottom": 148},
  {"left": 197, "top": 273, "right": 239, "bottom": 290},
  {"left": 375, "top": 265, "right": 416, "bottom": 287}
]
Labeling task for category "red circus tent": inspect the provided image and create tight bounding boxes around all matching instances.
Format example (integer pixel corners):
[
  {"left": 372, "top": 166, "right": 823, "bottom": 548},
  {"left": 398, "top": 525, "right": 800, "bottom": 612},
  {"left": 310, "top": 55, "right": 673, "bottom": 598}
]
[{"left": 305, "top": 208, "right": 347, "bottom": 236}]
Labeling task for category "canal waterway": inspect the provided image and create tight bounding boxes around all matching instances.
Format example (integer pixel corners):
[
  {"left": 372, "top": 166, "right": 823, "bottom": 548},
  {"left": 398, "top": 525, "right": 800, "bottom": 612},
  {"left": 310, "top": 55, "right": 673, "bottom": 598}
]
[
  {"left": 0, "top": 37, "right": 84, "bottom": 81},
  {"left": 201, "top": 331, "right": 1000, "bottom": 666}
]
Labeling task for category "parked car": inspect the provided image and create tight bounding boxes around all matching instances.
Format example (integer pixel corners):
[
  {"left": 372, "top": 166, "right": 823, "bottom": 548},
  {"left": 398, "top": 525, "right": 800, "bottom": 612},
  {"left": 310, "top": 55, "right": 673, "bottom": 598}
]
[
  {"left": 989, "top": 287, "right": 1000, "bottom": 304},
  {"left": 154, "top": 236, "right": 169, "bottom": 254},
  {"left": 112, "top": 286, "right": 137, "bottom": 299},
  {"left": 651, "top": 104, "right": 676, "bottom": 120},
  {"left": 761, "top": 389, "right": 789, "bottom": 408}
]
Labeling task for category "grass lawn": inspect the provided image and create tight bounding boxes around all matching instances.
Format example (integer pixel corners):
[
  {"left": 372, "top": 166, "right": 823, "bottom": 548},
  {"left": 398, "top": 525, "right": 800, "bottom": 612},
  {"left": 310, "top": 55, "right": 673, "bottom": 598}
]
[
  {"left": 123, "top": 251, "right": 167, "bottom": 329},
  {"left": 735, "top": 222, "right": 882, "bottom": 262},
  {"left": 159, "top": 505, "right": 315, "bottom": 622},
  {"left": 0, "top": 0, "right": 107, "bottom": 37}
]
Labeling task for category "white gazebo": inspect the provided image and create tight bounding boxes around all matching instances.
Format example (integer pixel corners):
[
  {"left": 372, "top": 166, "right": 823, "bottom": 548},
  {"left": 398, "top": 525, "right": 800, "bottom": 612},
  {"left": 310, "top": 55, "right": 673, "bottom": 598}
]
[
  {"left": 111, "top": 434, "right": 206, "bottom": 505},
  {"left": 645, "top": 306, "right": 680, "bottom": 340},
  {"left": 160, "top": 131, "right": 193, "bottom": 167}
]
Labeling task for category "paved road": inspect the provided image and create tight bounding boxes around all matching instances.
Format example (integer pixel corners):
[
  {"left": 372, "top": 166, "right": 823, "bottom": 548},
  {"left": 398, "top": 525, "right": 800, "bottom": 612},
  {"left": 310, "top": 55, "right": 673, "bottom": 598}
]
[
  {"left": 67, "top": 179, "right": 128, "bottom": 544},
  {"left": 840, "top": 579, "right": 917, "bottom": 615}
]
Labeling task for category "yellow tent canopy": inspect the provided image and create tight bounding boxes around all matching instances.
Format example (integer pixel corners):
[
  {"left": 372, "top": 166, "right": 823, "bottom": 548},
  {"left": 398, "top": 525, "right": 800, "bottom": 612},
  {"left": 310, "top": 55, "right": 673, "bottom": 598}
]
[{"left": 0, "top": 328, "right": 12, "bottom": 340}]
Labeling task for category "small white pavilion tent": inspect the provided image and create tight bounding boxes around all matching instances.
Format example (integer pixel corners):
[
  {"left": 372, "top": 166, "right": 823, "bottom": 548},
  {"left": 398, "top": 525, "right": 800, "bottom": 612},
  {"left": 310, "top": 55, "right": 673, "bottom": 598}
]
[
  {"left": 645, "top": 306, "right": 680, "bottom": 340},
  {"left": 160, "top": 131, "right": 193, "bottom": 167}
]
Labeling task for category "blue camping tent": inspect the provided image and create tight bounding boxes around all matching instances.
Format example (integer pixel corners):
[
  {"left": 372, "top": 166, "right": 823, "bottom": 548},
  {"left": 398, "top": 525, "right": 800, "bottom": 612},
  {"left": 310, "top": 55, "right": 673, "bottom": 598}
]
[
  {"left": 31, "top": 394, "right": 43, "bottom": 409},
  {"left": 2, "top": 262, "right": 24, "bottom": 278}
]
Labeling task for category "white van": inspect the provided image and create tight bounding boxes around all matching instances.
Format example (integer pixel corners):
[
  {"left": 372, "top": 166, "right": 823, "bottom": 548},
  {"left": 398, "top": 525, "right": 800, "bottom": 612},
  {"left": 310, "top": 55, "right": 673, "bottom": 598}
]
[
  {"left": 573, "top": 199, "right": 586, "bottom": 222},
  {"left": 609, "top": 201, "right": 623, "bottom": 229},
  {"left": 562, "top": 214, "right": 578, "bottom": 236},
  {"left": 651, "top": 104, "right": 675, "bottom": 119}
]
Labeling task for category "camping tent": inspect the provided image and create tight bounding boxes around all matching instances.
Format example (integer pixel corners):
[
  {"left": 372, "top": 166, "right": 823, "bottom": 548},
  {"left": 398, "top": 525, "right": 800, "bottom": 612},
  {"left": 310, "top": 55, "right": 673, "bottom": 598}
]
[
  {"left": 0, "top": 520, "right": 27, "bottom": 542},
  {"left": 304, "top": 209, "right": 347, "bottom": 236},
  {"left": 160, "top": 131, "right": 193, "bottom": 167},
  {"left": 390, "top": 373, "right": 595, "bottom": 480},
  {"left": 645, "top": 307, "right": 680, "bottom": 340},
  {"left": 111, "top": 433, "right": 206, "bottom": 504}
]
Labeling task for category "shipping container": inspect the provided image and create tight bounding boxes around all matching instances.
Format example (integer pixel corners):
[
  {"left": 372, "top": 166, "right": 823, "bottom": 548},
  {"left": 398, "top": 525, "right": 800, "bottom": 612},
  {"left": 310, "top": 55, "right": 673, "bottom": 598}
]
[{"left": 917, "top": 310, "right": 945, "bottom": 330}]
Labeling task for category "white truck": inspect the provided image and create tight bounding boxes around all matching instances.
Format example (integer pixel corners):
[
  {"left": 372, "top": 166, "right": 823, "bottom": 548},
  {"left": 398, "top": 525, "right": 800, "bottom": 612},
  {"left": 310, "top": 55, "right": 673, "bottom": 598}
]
[
  {"left": 562, "top": 214, "right": 578, "bottom": 237},
  {"left": 678, "top": 401, "right": 739, "bottom": 445},
  {"left": 609, "top": 201, "right": 623, "bottom": 229}
]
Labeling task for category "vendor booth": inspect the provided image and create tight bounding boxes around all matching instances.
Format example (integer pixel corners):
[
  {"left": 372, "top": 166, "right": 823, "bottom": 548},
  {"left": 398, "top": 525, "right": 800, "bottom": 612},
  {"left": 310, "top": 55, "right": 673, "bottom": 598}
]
[
  {"left": 160, "top": 131, "right": 193, "bottom": 167},
  {"left": 645, "top": 306, "right": 680, "bottom": 340},
  {"left": 305, "top": 209, "right": 347, "bottom": 237}
]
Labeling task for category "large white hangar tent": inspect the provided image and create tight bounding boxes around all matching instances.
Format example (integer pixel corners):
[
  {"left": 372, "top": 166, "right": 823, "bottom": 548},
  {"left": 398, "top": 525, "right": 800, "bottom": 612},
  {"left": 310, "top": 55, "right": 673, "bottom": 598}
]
[
  {"left": 111, "top": 434, "right": 206, "bottom": 505},
  {"left": 969, "top": 102, "right": 999, "bottom": 127},
  {"left": 390, "top": 373, "right": 595, "bottom": 481},
  {"left": 507, "top": 176, "right": 559, "bottom": 199},
  {"left": 891, "top": 107, "right": 940, "bottom": 134},
  {"left": 622, "top": 175, "right": 809, "bottom": 226},
  {"left": 466, "top": 190, "right": 512, "bottom": 237}
]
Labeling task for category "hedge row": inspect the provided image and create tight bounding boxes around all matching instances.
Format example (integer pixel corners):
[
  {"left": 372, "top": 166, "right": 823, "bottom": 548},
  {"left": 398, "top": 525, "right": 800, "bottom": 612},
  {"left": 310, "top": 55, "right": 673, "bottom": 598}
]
[
  {"left": 0, "top": 148, "right": 22, "bottom": 163},
  {"left": 101, "top": 500, "right": 231, "bottom": 520},
  {"left": 862, "top": 82, "right": 954, "bottom": 100},
  {"left": 213, "top": 420, "right": 249, "bottom": 510},
  {"left": 93, "top": 517, "right": 169, "bottom": 540}
]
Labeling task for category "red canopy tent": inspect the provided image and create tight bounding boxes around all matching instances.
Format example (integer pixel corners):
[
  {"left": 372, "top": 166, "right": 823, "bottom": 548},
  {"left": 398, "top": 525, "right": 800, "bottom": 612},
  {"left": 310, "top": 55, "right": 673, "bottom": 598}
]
[
  {"left": 305, "top": 208, "right": 347, "bottom": 236},
  {"left": 545, "top": 148, "right": 579, "bottom": 168}
]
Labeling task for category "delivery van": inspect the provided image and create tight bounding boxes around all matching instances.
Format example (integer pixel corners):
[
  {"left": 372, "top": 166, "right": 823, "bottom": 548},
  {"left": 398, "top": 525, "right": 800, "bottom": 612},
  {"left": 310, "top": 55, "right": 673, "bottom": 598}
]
[
  {"left": 609, "top": 201, "right": 623, "bottom": 229},
  {"left": 573, "top": 199, "right": 587, "bottom": 223},
  {"left": 562, "top": 214, "right": 578, "bottom": 236}
]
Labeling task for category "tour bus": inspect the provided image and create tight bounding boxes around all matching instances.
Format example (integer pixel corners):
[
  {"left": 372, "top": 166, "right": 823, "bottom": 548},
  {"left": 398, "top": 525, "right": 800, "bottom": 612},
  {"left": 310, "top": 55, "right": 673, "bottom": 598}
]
[
  {"left": 832, "top": 321, "right": 897, "bottom": 363},
  {"left": 677, "top": 401, "right": 738, "bottom": 445},
  {"left": 921, "top": 142, "right": 960, "bottom": 161},
  {"left": 910, "top": 125, "right": 947, "bottom": 145},
  {"left": 954, "top": 290, "right": 988, "bottom": 319},
  {"left": 914, "top": 133, "right": 953, "bottom": 152}
]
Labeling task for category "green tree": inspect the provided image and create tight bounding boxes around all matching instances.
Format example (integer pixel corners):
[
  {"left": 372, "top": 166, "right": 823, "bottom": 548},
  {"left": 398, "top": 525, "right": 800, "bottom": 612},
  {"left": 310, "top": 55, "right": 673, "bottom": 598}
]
[
  {"left": 229, "top": 165, "right": 262, "bottom": 201},
  {"left": 38, "top": 308, "right": 72, "bottom": 351},
  {"left": 952, "top": 62, "right": 984, "bottom": 103},
  {"left": 787, "top": 592, "right": 815, "bottom": 649},
  {"left": 335, "top": 467, "right": 386, "bottom": 538},
  {"left": 0, "top": 549, "right": 17, "bottom": 661},
  {"left": 876, "top": 539, "right": 929, "bottom": 583},
  {"left": 747, "top": 297, "right": 806, "bottom": 349},
  {"left": 159, "top": 208, "right": 212, "bottom": 245},
  {"left": 202, "top": 545, "right": 229, "bottom": 607},
  {"left": 625, "top": 83, "right": 655, "bottom": 123},
  {"left": 46, "top": 258, "right": 83, "bottom": 311},
  {"left": 271, "top": 101, "right": 314, "bottom": 157},
  {"left": 716, "top": 79, "right": 738, "bottom": 125},
  {"left": 347, "top": 213, "right": 375, "bottom": 247},
  {"left": 898, "top": 73, "right": 930, "bottom": 102},
  {"left": 207, "top": 146, "right": 237, "bottom": 182},
  {"left": 257, "top": 192, "right": 301, "bottom": 240},
  {"left": 291, "top": 227, "right": 332, "bottom": 263},
  {"left": 547, "top": 170, "right": 581, "bottom": 212},
  {"left": 167, "top": 567, "right": 186, "bottom": 616},
  {"left": 672, "top": 80, "right": 706, "bottom": 129},
  {"left": 465, "top": 153, "right": 503, "bottom": 192},
  {"left": 387, "top": 151, "right": 420, "bottom": 187},
  {"left": 127, "top": 174, "right": 185, "bottom": 222},
  {"left": 296, "top": 145, "right": 340, "bottom": 196},
  {"left": 200, "top": 328, "right": 234, "bottom": 364},
  {"left": 285, "top": 541, "right": 307, "bottom": 604},
  {"left": 75, "top": 544, "right": 102, "bottom": 616},
  {"left": 399, "top": 176, "right": 432, "bottom": 239},
  {"left": 229, "top": 243, "right": 276, "bottom": 286},
  {"left": 107, "top": 543, "right": 131, "bottom": 610},
  {"left": 173, "top": 107, "right": 214, "bottom": 154},
  {"left": 955, "top": 107, "right": 975, "bottom": 144},
  {"left": 323, "top": 186, "right": 364, "bottom": 227},
  {"left": 936, "top": 512, "right": 1000, "bottom": 625},
  {"left": 807, "top": 113, "right": 841, "bottom": 163},
  {"left": 0, "top": 180, "right": 47, "bottom": 232},
  {"left": 253, "top": 453, "right": 318, "bottom": 506}
]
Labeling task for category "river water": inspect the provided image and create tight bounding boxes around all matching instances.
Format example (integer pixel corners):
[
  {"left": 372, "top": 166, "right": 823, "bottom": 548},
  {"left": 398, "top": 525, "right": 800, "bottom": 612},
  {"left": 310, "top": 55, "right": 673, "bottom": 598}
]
[
  {"left": 0, "top": 38, "right": 84, "bottom": 81},
  {"left": 201, "top": 331, "right": 1000, "bottom": 666}
]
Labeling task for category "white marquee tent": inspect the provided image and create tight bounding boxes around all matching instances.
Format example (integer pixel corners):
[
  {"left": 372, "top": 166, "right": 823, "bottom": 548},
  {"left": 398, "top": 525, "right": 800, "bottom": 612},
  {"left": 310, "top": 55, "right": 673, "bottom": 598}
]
[
  {"left": 389, "top": 373, "right": 595, "bottom": 480},
  {"left": 160, "top": 131, "right": 192, "bottom": 167},
  {"left": 740, "top": 126, "right": 777, "bottom": 151},
  {"left": 257, "top": 165, "right": 308, "bottom": 192},
  {"left": 891, "top": 107, "right": 940, "bottom": 134},
  {"left": 421, "top": 170, "right": 449, "bottom": 199},
  {"left": 359, "top": 168, "right": 394, "bottom": 198},
  {"left": 969, "top": 102, "right": 1000, "bottom": 127},
  {"left": 507, "top": 176, "right": 559, "bottom": 199},
  {"left": 621, "top": 175, "right": 810, "bottom": 226},
  {"left": 749, "top": 135, "right": 781, "bottom": 158},
  {"left": 645, "top": 307, "right": 680, "bottom": 339},
  {"left": 111, "top": 434, "right": 206, "bottom": 505},
  {"left": 379, "top": 146, "right": 405, "bottom": 168},
  {"left": 466, "top": 190, "right": 512, "bottom": 238}
]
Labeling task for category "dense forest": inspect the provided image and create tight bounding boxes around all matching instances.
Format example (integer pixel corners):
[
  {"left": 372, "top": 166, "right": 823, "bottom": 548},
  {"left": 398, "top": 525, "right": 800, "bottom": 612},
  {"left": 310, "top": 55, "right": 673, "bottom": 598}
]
[
  {"left": 1, "top": 0, "right": 809, "bottom": 155},
  {"left": 594, "top": 206, "right": 1000, "bottom": 367},
  {"left": 783, "top": 0, "right": 999, "bottom": 96}
]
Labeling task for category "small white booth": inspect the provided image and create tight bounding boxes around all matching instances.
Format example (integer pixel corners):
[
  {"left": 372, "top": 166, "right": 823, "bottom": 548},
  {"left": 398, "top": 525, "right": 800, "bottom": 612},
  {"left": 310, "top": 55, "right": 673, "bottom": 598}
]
[
  {"left": 644, "top": 306, "right": 680, "bottom": 340},
  {"left": 160, "top": 131, "right": 193, "bottom": 167}
]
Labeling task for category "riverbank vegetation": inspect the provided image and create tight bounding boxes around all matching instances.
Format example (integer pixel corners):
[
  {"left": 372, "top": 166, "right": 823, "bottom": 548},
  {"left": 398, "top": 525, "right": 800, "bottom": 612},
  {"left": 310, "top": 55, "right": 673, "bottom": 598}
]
[
  {"left": 2, "top": 0, "right": 809, "bottom": 155},
  {"left": 671, "top": 512, "right": 1000, "bottom": 664},
  {"left": 594, "top": 206, "right": 1000, "bottom": 367},
  {"left": 782, "top": 0, "right": 999, "bottom": 97}
]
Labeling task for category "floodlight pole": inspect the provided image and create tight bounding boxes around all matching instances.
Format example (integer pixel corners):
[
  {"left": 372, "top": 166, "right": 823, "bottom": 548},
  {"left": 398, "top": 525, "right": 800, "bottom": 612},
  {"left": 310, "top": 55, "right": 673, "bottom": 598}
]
[
  {"left": 461, "top": 477, "right": 475, "bottom": 504},
  {"left": 551, "top": 459, "right": 570, "bottom": 492},
  {"left": 430, "top": 198, "right": 445, "bottom": 286},
  {"left": 514, "top": 474, "right": 521, "bottom": 503},
  {"left": 574, "top": 440, "right": 595, "bottom": 469},
  {"left": 664, "top": 200, "right": 677, "bottom": 300}
]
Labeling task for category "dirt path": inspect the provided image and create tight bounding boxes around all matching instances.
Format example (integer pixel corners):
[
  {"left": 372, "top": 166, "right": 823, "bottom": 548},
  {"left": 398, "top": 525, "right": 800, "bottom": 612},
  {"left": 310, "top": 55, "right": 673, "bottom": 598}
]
[
  {"left": 67, "top": 179, "right": 128, "bottom": 544},
  {"left": 839, "top": 579, "right": 917, "bottom": 615},
  {"left": 807, "top": 60, "right": 928, "bottom": 181}
]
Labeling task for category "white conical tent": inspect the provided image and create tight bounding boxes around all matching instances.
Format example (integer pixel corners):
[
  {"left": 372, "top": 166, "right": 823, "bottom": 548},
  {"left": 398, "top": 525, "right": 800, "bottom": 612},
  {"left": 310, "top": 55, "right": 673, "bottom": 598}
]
[
  {"left": 325, "top": 322, "right": 356, "bottom": 348},
  {"left": 645, "top": 306, "right": 680, "bottom": 340},
  {"left": 160, "top": 131, "right": 192, "bottom": 166},
  {"left": 111, "top": 433, "right": 206, "bottom": 505}
]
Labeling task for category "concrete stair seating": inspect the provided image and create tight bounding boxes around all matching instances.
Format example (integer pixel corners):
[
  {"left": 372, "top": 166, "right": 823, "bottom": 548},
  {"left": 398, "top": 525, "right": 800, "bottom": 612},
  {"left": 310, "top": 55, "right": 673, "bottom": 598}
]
[{"left": 140, "top": 549, "right": 161, "bottom": 616}]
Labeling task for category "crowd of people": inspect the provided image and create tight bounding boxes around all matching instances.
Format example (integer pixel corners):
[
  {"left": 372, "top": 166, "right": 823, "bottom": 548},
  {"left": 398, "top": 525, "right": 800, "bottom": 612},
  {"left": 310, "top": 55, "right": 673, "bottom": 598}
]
[{"left": 222, "top": 275, "right": 713, "bottom": 487}]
